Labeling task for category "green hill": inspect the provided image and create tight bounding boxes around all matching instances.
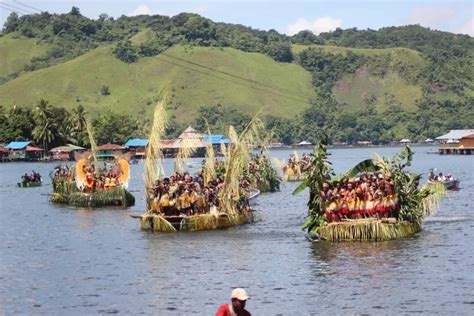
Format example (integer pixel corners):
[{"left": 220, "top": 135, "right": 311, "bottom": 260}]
[
  {"left": 0, "top": 44, "right": 315, "bottom": 122},
  {"left": 0, "top": 11, "right": 472, "bottom": 145},
  {"left": 292, "top": 44, "right": 427, "bottom": 111},
  {"left": 0, "top": 33, "right": 50, "bottom": 78}
]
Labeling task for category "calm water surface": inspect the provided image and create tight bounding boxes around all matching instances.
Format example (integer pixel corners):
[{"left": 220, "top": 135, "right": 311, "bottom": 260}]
[{"left": 1, "top": 146, "right": 473, "bottom": 315}]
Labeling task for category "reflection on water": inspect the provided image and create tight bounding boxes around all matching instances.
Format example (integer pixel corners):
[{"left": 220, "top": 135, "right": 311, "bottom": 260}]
[{"left": 0, "top": 147, "right": 473, "bottom": 314}]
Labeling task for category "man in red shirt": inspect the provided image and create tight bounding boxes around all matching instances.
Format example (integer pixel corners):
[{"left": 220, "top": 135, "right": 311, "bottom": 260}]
[{"left": 215, "top": 288, "right": 251, "bottom": 316}]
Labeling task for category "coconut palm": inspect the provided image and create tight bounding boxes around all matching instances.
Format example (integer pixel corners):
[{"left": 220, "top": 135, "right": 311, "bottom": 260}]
[
  {"left": 32, "top": 115, "right": 56, "bottom": 154},
  {"left": 72, "top": 104, "right": 87, "bottom": 132},
  {"left": 33, "top": 100, "right": 57, "bottom": 154}
]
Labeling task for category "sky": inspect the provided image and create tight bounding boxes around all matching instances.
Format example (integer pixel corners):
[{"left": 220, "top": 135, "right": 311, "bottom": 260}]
[{"left": 0, "top": 0, "right": 473, "bottom": 36}]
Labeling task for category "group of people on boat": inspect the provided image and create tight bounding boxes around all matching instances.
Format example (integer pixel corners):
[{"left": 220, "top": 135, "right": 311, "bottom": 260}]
[
  {"left": 320, "top": 172, "right": 398, "bottom": 222},
  {"left": 428, "top": 169, "right": 454, "bottom": 182},
  {"left": 246, "top": 154, "right": 281, "bottom": 191},
  {"left": 284, "top": 153, "right": 310, "bottom": 176},
  {"left": 53, "top": 165, "right": 74, "bottom": 180},
  {"left": 21, "top": 171, "right": 42, "bottom": 184},
  {"left": 148, "top": 171, "right": 252, "bottom": 216},
  {"left": 81, "top": 165, "right": 123, "bottom": 193}
]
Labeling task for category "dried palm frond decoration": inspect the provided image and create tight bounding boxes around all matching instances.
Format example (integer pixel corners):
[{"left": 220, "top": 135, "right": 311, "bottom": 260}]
[
  {"left": 140, "top": 214, "right": 177, "bottom": 232},
  {"left": 295, "top": 133, "right": 446, "bottom": 242},
  {"left": 85, "top": 118, "right": 99, "bottom": 175},
  {"left": 51, "top": 187, "right": 135, "bottom": 207},
  {"left": 218, "top": 111, "right": 264, "bottom": 215},
  {"left": 316, "top": 219, "right": 421, "bottom": 242},
  {"left": 175, "top": 134, "right": 201, "bottom": 174},
  {"left": 143, "top": 98, "right": 168, "bottom": 208},
  {"left": 203, "top": 120, "right": 216, "bottom": 185}
]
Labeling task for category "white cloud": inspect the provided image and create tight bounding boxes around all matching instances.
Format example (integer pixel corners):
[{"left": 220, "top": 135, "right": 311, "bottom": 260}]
[
  {"left": 286, "top": 17, "right": 342, "bottom": 35},
  {"left": 194, "top": 5, "right": 208, "bottom": 14},
  {"left": 457, "top": 17, "right": 474, "bottom": 36},
  {"left": 130, "top": 4, "right": 151, "bottom": 16},
  {"left": 403, "top": 5, "right": 457, "bottom": 28}
]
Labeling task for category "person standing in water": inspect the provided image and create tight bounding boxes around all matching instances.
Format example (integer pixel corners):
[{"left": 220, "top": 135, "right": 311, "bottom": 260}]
[{"left": 215, "top": 288, "right": 251, "bottom": 316}]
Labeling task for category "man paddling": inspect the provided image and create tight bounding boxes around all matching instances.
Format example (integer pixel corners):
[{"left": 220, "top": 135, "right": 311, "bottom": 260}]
[{"left": 215, "top": 288, "right": 251, "bottom": 316}]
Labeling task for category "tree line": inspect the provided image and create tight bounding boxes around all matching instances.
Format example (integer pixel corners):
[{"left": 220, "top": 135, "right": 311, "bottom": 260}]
[{"left": 0, "top": 101, "right": 149, "bottom": 150}]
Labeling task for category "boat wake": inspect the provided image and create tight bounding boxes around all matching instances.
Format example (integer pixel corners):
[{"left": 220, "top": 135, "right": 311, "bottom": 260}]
[{"left": 425, "top": 216, "right": 471, "bottom": 223}]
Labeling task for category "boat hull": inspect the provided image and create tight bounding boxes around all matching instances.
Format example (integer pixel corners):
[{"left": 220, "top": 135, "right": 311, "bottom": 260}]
[
  {"left": 442, "top": 179, "right": 460, "bottom": 190},
  {"left": 17, "top": 182, "right": 42, "bottom": 188},
  {"left": 428, "top": 179, "right": 460, "bottom": 191},
  {"left": 140, "top": 211, "right": 255, "bottom": 232},
  {"left": 309, "top": 218, "right": 421, "bottom": 242},
  {"left": 50, "top": 187, "right": 135, "bottom": 207}
]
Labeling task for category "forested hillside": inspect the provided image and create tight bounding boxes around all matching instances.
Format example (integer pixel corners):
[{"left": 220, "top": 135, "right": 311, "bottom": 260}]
[{"left": 0, "top": 7, "right": 473, "bottom": 147}]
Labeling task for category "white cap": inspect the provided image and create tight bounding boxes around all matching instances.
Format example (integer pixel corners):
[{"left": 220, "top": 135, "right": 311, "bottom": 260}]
[{"left": 231, "top": 288, "right": 249, "bottom": 301}]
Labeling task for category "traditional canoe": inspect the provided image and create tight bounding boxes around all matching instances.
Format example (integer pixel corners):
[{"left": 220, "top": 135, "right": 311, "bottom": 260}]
[
  {"left": 17, "top": 181, "right": 42, "bottom": 188},
  {"left": 139, "top": 210, "right": 255, "bottom": 232},
  {"left": 136, "top": 189, "right": 260, "bottom": 232},
  {"left": 50, "top": 186, "right": 135, "bottom": 207},
  {"left": 429, "top": 179, "right": 460, "bottom": 191},
  {"left": 308, "top": 218, "right": 421, "bottom": 242}
]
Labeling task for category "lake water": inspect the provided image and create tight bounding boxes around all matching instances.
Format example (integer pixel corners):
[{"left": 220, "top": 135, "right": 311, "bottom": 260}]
[{"left": 1, "top": 146, "right": 473, "bottom": 315}]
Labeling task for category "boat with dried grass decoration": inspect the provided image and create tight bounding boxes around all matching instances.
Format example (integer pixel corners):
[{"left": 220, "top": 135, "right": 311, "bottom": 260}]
[
  {"left": 282, "top": 152, "right": 310, "bottom": 182},
  {"left": 50, "top": 152, "right": 135, "bottom": 207},
  {"left": 134, "top": 98, "right": 263, "bottom": 232},
  {"left": 294, "top": 134, "right": 445, "bottom": 242}
]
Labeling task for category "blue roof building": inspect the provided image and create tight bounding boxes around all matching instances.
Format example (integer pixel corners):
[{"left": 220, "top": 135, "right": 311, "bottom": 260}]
[
  {"left": 124, "top": 139, "right": 149, "bottom": 147},
  {"left": 202, "top": 134, "right": 230, "bottom": 145},
  {"left": 5, "top": 141, "right": 31, "bottom": 149}
]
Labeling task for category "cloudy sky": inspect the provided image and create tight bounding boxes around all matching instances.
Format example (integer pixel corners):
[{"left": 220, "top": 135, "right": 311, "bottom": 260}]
[{"left": 1, "top": 0, "right": 472, "bottom": 36}]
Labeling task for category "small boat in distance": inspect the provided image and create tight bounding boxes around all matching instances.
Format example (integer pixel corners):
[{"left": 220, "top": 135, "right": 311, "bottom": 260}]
[
  {"left": 428, "top": 169, "right": 460, "bottom": 191},
  {"left": 17, "top": 171, "right": 42, "bottom": 188}
]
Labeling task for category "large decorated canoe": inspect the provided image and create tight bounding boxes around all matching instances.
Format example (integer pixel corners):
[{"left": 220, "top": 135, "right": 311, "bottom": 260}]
[
  {"left": 295, "top": 135, "right": 445, "bottom": 242},
  {"left": 138, "top": 189, "right": 259, "bottom": 231},
  {"left": 50, "top": 153, "right": 135, "bottom": 207},
  {"left": 282, "top": 153, "right": 310, "bottom": 182},
  {"left": 135, "top": 99, "right": 263, "bottom": 232}
]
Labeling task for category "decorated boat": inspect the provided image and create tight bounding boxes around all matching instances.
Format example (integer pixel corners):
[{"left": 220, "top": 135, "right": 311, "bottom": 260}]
[
  {"left": 17, "top": 171, "right": 42, "bottom": 188},
  {"left": 294, "top": 135, "right": 445, "bottom": 242},
  {"left": 427, "top": 170, "right": 460, "bottom": 191},
  {"left": 135, "top": 100, "right": 262, "bottom": 232},
  {"left": 282, "top": 153, "right": 310, "bottom": 181},
  {"left": 50, "top": 153, "right": 135, "bottom": 207},
  {"left": 244, "top": 153, "right": 281, "bottom": 192}
]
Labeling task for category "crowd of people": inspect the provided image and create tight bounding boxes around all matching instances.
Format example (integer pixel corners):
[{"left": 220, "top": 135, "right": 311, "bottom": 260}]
[
  {"left": 21, "top": 171, "right": 42, "bottom": 184},
  {"left": 320, "top": 172, "right": 399, "bottom": 222},
  {"left": 81, "top": 165, "right": 123, "bottom": 193},
  {"left": 284, "top": 153, "right": 310, "bottom": 176},
  {"left": 148, "top": 171, "right": 252, "bottom": 216},
  {"left": 53, "top": 165, "right": 74, "bottom": 180}
]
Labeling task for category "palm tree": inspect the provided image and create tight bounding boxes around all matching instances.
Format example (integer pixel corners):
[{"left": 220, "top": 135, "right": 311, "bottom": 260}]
[
  {"left": 35, "top": 99, "right": 53, "bottom": 120},
  {"left": 32, "top": 116, "right": 56, "bottom": 155},
  {"left": 72, "top": 104, "right": 87, "bottom": 131},
  {"left": 33, "top": 99, "right": 56, "bottom": 155},
  {"left": 57, "top": 117, "right": 77, "bottom": 145},
  {"left": 72, "top": 105, "right": 88, "bottom": 146}
]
